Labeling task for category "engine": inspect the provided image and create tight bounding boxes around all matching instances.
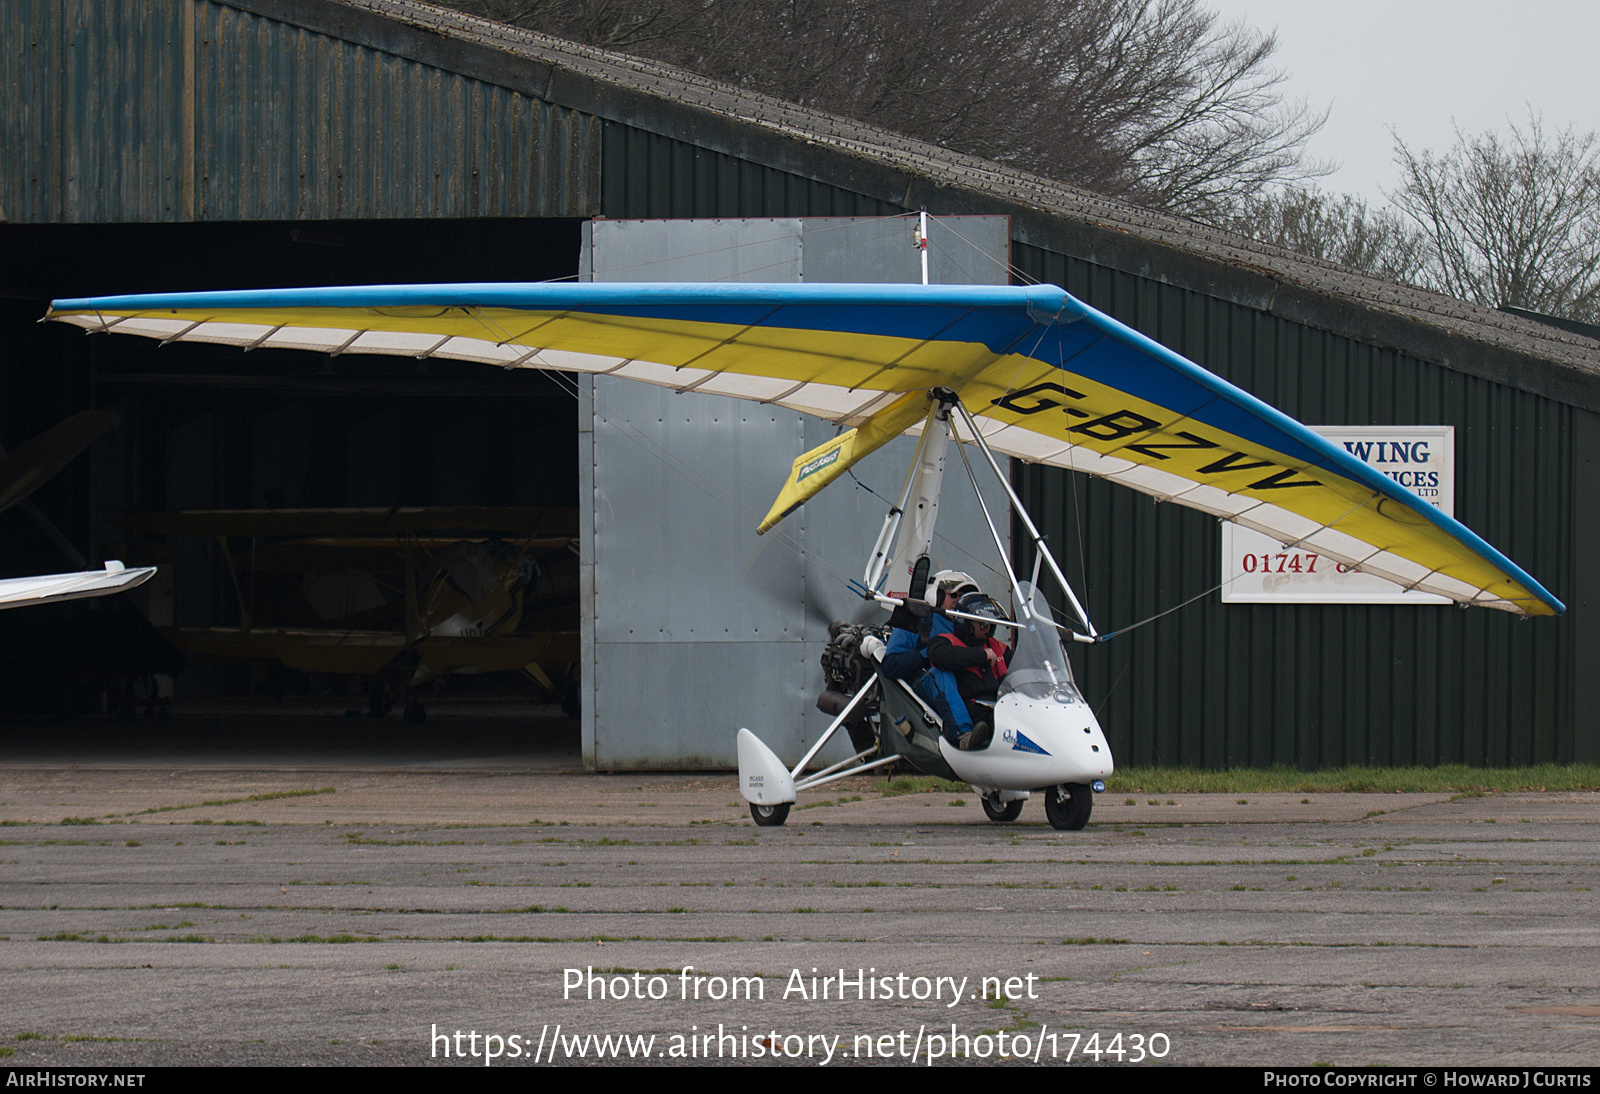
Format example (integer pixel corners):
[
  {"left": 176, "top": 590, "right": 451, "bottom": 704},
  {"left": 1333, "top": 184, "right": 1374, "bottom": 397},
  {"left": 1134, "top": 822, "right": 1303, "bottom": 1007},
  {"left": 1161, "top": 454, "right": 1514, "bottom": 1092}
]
[{"left": 817, "top": 621, "right": 888, "bottom": 754}]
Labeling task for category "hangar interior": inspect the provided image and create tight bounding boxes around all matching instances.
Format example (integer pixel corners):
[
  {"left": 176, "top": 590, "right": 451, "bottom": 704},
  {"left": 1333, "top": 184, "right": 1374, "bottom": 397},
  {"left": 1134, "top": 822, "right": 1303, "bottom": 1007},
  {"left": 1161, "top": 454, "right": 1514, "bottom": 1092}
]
[
  {"left": 3, "top": 0, "right": 1597, "bottom": 767},
  {"left": 0, "top": 217, "right": 583, "bottom": 710}
]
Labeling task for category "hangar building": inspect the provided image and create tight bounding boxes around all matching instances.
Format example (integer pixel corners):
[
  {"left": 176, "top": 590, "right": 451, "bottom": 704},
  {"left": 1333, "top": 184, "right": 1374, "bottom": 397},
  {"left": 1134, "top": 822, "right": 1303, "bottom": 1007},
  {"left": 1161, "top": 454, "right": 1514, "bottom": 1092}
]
[{"left": 3, "top": 0, "right": 1596, "bottom": 767}]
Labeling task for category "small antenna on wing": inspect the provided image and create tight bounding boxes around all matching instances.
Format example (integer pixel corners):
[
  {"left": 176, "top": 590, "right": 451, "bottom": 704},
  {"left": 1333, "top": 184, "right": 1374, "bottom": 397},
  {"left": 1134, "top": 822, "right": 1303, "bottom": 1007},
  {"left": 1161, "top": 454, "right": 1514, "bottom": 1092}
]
[{"left": 915, "top": 207, "right": 930, "bottom": 286}]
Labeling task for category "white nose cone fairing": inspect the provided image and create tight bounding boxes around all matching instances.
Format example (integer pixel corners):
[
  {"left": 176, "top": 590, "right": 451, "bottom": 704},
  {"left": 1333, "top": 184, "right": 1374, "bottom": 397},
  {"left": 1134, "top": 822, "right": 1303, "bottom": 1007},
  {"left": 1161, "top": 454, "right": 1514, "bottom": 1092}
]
[
  {"left": 941, "top": 692, "right": 1112, "bottom": 791},
  {"left": 737, "top": 727, "right": 796, "bottom": 806}
]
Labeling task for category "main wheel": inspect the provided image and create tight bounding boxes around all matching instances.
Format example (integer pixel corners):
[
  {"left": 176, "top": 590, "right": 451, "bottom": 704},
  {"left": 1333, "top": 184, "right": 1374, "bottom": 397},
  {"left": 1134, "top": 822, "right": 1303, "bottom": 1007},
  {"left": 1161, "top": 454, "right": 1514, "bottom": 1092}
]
[
  {"left": 1043, "top": 783, "right": 1093, "bottom": 830},
  {"left": 403, "top": 701, "right": 427, "bottom": 726},
  {"left": 981, "top": 795, "right": 1025, "bottom": 822},
  {"left": 749, "top": 802, "right": 791, "bottom": 827}
]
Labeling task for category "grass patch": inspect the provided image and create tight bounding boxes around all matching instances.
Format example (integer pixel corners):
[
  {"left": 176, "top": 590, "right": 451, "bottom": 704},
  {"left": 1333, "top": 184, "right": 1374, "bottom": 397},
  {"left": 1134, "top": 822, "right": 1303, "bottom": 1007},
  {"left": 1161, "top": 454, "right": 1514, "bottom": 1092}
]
[
  {"left": 275, "top": 934, "right": 381, "bottom": 944},
  {"left": 1060, "top": 936, "right": 1131, "bottom": 945},
  {"left": 878, "top": 776, "right": 969, "bottom": 797},
  {"left": 795, "top": 796, "right": 864, "bottom": 811},
  {"left": 1108, "top": 764, "right": 1600, "bottom": 794},
  {"left": 59, "top": 817, "right": 102, "bottom": 826}
]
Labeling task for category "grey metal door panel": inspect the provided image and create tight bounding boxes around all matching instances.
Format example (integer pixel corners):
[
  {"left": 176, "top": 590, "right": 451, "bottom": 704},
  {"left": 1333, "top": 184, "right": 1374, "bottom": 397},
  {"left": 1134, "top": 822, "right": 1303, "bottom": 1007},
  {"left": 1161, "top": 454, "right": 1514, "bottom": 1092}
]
[
  {"left": 581, "top": 216, "right": 1011, "bottom": 769},
  {"left": 587, "top": 218, "right": 803, "bottom": 283},
  {"left": 801, "top": 217, "right": 1010, "bottom": 286},
  {"left": 591, "top": 380, "right": 805, "bottom": 642},
  {"left": 591, "top": 641, "right": 811, "bottom": 768}
]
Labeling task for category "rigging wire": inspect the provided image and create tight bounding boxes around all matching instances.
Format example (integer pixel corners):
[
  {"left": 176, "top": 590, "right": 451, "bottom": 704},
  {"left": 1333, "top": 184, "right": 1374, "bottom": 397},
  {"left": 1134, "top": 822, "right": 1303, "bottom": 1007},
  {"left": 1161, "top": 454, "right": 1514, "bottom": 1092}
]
[{"left": 926, "top": 213, "right": 1044, "bottom": 287}]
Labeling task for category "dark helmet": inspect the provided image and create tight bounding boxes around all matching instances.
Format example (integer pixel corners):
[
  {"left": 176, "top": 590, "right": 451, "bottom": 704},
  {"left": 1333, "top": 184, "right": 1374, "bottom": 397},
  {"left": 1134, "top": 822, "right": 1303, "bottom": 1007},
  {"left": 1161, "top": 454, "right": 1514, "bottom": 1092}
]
[{"left": 954, "top": 591, "right": 1007, "bottom": 640}]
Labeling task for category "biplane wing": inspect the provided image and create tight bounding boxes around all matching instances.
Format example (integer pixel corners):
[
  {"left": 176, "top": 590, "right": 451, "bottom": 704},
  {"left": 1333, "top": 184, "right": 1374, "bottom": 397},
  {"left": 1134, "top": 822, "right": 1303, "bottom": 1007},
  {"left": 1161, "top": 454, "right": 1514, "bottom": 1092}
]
[
  {"left": 108, "top": 505, "right": 581, "bottom": 699},
  {"left": 243, "top": 537, "right": 574, "bottom": 574},
  {"left": 111, "top": 507, "right": 578, "bottom": 538},
  {"left": 48, "top": 283, "right": 1562, "bottom": 617},
  {"left": 161, "top": 626, "right": 579, "bottom": 676}
]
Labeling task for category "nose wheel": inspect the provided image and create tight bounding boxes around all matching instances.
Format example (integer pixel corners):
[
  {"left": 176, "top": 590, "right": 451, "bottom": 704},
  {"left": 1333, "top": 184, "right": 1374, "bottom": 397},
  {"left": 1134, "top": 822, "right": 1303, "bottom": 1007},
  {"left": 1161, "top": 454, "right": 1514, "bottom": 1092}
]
[
  {"left": 1043, "top": 783, "right": 1093, "bottom": 830},
  {"left": 749, "top": 802, "right": 791, "bottom": 827}
]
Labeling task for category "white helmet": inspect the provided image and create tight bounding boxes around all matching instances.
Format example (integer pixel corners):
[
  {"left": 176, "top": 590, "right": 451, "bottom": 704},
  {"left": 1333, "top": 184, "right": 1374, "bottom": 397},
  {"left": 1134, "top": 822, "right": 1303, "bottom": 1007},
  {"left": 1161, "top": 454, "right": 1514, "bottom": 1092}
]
[{"left": 927, "top": 569, "right": 979, "bottom": 606}]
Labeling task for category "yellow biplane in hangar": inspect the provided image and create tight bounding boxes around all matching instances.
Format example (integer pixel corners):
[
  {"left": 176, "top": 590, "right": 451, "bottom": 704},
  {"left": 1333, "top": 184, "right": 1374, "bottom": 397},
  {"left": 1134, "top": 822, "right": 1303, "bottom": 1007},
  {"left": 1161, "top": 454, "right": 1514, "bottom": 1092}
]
[{"left": 110, "top": 505, "right": 579, "bottom": 723}]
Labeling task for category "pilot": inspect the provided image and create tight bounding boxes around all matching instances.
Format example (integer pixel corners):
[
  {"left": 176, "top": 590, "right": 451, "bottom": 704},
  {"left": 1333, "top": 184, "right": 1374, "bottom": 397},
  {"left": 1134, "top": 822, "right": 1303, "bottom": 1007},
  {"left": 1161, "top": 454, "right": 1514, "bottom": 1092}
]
[
  {"left": 923, "top": 591, "right": 1011, "bottom": 750},
  {"left": 875, "top": 569, "right": 978, "bottom": 680}
]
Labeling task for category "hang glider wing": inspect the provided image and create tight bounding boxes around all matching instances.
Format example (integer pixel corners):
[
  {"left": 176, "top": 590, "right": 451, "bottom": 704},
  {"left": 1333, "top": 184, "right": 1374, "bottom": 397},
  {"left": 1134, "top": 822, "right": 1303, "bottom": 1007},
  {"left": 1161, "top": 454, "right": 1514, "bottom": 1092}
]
[
  {"left": 48, "top": 283, "right": 1562, "bottom": 617},
  {"left": 0, "top": 561, "right": 156, "bottom": 610}
]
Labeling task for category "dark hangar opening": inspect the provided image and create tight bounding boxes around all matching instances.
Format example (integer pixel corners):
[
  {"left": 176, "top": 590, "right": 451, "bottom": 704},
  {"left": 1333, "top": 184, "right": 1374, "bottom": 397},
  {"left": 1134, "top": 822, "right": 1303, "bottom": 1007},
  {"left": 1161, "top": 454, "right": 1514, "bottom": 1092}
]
[{"left": 0, "top": 217, "right": 584, "bottom": 714}]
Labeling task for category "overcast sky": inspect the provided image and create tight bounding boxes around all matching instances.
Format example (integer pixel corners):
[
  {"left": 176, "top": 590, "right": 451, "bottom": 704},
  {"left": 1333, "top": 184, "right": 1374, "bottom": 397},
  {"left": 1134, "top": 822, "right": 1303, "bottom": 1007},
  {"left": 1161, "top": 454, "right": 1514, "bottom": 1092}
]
[{"left": 1204, "top": 0, "right": 1600, "bottom": 207}]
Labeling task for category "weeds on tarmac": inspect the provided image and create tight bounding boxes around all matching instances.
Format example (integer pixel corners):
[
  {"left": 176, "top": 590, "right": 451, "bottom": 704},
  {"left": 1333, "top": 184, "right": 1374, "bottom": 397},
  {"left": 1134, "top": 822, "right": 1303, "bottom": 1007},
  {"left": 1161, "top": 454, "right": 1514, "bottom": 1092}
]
[
  {"left": 1106, "top": 764, "right": 1600, "bottom": 794},
  {"left": 867, "top": 764, "right": 1600, "bottom": 797}
]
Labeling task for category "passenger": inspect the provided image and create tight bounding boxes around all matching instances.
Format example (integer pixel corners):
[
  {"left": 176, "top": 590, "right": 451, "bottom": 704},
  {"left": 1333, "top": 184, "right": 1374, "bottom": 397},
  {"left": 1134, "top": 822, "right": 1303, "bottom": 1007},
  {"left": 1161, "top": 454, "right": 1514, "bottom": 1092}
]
[
  {"left": 924, "top": 591, "right": 1011, "bottom": 750},
  {"left": 876, "top": 569, "right": 977, "bottom": 680}
]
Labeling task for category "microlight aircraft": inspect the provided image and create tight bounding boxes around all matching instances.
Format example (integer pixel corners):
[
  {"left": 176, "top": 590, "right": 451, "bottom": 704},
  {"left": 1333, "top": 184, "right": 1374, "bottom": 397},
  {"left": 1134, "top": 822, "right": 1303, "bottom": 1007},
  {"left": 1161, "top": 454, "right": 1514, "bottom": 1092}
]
[{"left": 46, "top": 282, "right": 1562, "bottom": 826}]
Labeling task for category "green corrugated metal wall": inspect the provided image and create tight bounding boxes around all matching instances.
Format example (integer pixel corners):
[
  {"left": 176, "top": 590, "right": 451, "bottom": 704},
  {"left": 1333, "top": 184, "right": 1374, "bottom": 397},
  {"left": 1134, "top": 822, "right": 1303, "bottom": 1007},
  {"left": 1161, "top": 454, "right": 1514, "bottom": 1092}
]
[{"left": 1, "top": 0, "right": 600, "bottom": 222}]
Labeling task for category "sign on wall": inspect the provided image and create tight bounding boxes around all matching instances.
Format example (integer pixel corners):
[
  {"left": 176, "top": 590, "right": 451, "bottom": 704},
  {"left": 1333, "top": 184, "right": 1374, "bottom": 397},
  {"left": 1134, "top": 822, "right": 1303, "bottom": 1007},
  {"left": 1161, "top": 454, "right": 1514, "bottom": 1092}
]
[{"left": 1221, "top": 425, "right": 1455, "bottom": 605}]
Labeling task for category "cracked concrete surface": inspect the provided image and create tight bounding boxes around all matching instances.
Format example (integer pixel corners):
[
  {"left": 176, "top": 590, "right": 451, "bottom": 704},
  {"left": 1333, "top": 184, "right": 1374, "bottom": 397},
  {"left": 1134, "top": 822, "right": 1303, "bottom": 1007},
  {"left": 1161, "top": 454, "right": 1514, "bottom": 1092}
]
[{"left": 0, "top": 716, "right": 1593, "bottom": 1066}]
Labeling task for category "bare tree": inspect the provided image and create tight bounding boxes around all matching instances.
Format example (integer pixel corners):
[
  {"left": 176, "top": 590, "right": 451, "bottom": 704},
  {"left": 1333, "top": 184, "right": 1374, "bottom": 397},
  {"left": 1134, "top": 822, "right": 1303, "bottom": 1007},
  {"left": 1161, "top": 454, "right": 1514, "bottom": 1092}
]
[
  {"left": 449, "top": 0, "right": 699, "bottom": 50},
  {"left": 441, "top": 0, "right": 1328, "bottom": 218},
  {"left": 1391, "top": 116, "right": 1600, "bottom": 323},
  {"left": 1061, "top": 5, "right": 1331, "bottom": 219},
  {"left": 1224, "top": 186, "right": 1429, "bottom": 283}
]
